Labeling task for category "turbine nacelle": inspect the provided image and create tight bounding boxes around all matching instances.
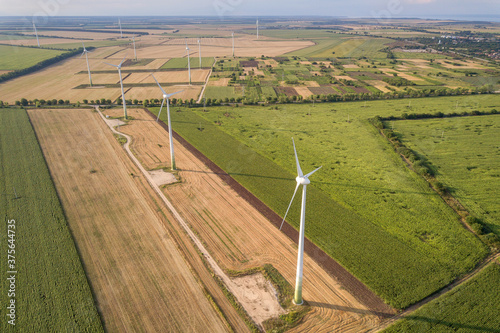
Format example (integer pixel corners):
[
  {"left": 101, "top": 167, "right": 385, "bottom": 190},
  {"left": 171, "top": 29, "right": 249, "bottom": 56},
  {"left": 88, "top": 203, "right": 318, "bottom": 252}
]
[{"left": 296, "top": 176, "right": 310, "bottom": 185}]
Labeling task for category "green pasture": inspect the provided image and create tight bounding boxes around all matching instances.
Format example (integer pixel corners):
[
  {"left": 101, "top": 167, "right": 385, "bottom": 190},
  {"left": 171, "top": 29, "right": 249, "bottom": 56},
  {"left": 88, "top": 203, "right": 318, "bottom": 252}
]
[
  {"left": 161, "top": 56, "right": 214, "bottom": 69},
  {"left": 0, "top": 45, "right": 65, "bottom": 70},
  {"left": 394, "top": 114, "right": 500, "bottom": 236}
]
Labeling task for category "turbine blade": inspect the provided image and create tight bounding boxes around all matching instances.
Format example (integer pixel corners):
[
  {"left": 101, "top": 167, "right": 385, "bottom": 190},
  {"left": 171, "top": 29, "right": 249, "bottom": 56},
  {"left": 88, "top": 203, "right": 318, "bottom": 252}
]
[
  {"left": 157, "top": 98, "right": 166, "bottom": 122},
  {"left": 104, "top": 62, "right": 118, "bottom": 68},
  {"left": 118, "top": 56, "right": 127, "bottom": 67},
  {"left": 150, "top": 74, "right": 167, "bottom": 95},
  {"left": 292, "top": 138, "right": 303, "bottom": 177},
  {"left": 304, "top": 166, "right": 322, "bottom": 179},
  {"left": 280, "top": 182, "right": 300, "bottom": 231},
  {"left": 166, "top": 90, "right": 183, "bottom": 98}
]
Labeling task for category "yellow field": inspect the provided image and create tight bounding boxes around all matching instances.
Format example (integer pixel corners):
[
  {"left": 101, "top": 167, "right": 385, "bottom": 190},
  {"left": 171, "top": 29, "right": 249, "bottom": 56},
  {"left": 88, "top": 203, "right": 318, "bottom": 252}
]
[
  {"left": 28, "top": 108, "right": 228, "bottom": 332},
  {"left": 295, "top": 86, "right": 314, "bottom": 98},
  {"left": 0, "top": 58, "right": 121, "bottom": 103},
  {"left": 369, "top": 80, "right": 393, "bottom": 93},
  {"left": 123, "top": 69, "right": 210, "bottom": 84}
]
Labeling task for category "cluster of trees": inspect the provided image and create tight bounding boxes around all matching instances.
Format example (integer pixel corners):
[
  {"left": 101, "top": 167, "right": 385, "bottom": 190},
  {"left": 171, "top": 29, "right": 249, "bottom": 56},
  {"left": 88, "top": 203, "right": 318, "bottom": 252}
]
[
  {"left": 383, "top": 76, "right": 416, "bottom": 87},
  {"left": 0, "top": 47, "right": 92, "bottom": 84}
]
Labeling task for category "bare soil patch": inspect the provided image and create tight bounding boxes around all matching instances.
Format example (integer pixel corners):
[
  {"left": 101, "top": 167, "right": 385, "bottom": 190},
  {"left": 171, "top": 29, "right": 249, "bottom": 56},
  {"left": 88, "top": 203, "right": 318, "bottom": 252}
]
[
  {"left": 274, "top": 86, "right": 299, "bottom": 97},
  {"left": 148, "top": 169, "right": 178, "bottom": 186}
]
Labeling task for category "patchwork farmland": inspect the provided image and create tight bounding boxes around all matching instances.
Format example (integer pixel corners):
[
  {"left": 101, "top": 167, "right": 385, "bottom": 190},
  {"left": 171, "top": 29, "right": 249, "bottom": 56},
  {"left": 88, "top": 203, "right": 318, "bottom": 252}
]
[{"left": 0, "top": 15, "right": 499, "bottom": 332}]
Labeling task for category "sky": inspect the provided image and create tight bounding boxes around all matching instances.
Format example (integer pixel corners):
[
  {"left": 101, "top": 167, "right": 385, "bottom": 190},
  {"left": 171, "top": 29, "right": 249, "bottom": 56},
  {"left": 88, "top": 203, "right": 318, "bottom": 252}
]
[{"left": 0, "top": 0, "right": 499, "bottom": 21}]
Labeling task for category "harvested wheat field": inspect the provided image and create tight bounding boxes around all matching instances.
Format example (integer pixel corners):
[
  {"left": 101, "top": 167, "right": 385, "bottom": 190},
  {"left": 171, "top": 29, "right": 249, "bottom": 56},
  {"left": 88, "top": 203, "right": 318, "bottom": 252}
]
[
  {"left": 124, "top": 69, "right": 210, "bottom": 84},
  {"left": 0, "top": 58, "right": 120, "bottom": 103},
  {"left": 125, "top": 85, "right": 202, "bottom": 101},
  {"left": 295, "top": 86, "right": 314, "bottom": 98},
  {"left": 105, "top": 107, "right": 394, "bottom": 332},
  {"left": 28, "top": 108, "right": 229, "bottom": 333}
]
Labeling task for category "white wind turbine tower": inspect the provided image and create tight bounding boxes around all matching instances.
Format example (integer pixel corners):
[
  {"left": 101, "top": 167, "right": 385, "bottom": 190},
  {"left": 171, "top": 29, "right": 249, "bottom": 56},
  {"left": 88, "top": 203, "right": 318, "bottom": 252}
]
[
  {"left": 81, "top": 42, "right": 93, "bottom": 87},
  {"left": 185, "top": 39, "right": 192, "bottom": 85},
  {"left": 198, "top": 38, "right": 202, "bottom": 69},
  {"left": 280, "top": 138, "right": 321, "bottom": 305},
  {"left": 104, "top": 57, "right": 128, "bottom": 119},
  {"left": 118, "top": 19, "right": 123, "bottom": 38},
  {"left": 132, "top": 36, "right": 137, "bottom": 61},
  {"left": 150, "top": 74, "right": 183, "bottom": 170},
  {"left": 256, "top": 18, "right": 259, "bottom": 39},
  {"left": 33, "top": 20, "right": 40, "bottom": 47},
  {"left": 232, "top": 32, "right": 235, "bottom": 57}
]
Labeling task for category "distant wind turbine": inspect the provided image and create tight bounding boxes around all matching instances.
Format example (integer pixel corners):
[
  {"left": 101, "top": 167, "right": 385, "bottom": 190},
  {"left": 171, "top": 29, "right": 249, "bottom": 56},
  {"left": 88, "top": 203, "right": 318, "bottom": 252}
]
[
  {"left": 81, "top": 42, "right": 93, "bottom": 87},
  {"left": 232, "top": 32, "right": 235, "bottom": 57},
  {"left": 132, "top": 36, "right": 137, "bottom": 61},
  {"left": 280, "top": 138, "right": 321, "bottom": 305},
  {"left": 33, "top": 20, "right": 40, "bottom": 47},
  {"left": 118, "top": 19, "right": 123, "bottom": 38},
  {"left": 104, "top": 57, "right": 128, "bottom": 119},
  {"left": 256, "top": 18, "right": 259, "bottom": 39},
  {"left": 150, "top": 74, "right": 183, "bottom": 170},
  {"left": 198, "top": 38, "right": 202, "bottom": 69},
  {"left": 186, "top": 39, "right": 191, "bottom": 85}
]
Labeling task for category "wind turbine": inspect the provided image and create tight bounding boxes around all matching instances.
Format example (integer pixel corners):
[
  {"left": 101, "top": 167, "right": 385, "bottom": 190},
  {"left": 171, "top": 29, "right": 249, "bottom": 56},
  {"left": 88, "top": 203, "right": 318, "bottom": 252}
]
[
  {"left": 104, "top": 57, "right": 128, "bottom": 119},
  {"left": 132, "top": 36, "right": 137, "bottom": 61},
  {"left": 256, "top": 18, "right": 259, "bottom": 39},
  {"left": 33, "top": 20, "right": 40, "bottom": 47},
  {"left": 280, "top": 138, "right": 321, "bottom": 305},
  {"left": 232, "top": 32, "right": 235, "bottom": 57},
  {"left": 186, "top": 39, "right": 191, "bottom": 85},
  {"left": 118, "top": 19, "right": 123, "bottom": 38},
  {"left": 81, "top": 42, "right": 93, "bottom": 87},
  {"left": 150, "top": 74, "right": 183, "bottom": 170},
  {"left": 198, "top": 38, "right": 202, "bottom": 69}
]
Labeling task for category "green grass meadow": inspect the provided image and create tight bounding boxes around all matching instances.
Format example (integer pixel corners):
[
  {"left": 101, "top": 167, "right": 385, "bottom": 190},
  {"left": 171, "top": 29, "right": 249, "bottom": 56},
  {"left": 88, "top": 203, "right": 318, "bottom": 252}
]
[
  {"left": 0, "top": 109, "right": 103, "bottom": 332},
  {"left": 394, "top": 114, "right": 500, "bottom": 236},
  {"left": 161, "top": 56, "right": 214, "bottom": 69},
  {"left": 0, "top": 45, "right": 65, "bottom": 70},
  {"left": 153, "top": 94, "right": 499, "bottom": 308},
  {"left": 384, "top": 262, "right": 500, "bottom": 332}
]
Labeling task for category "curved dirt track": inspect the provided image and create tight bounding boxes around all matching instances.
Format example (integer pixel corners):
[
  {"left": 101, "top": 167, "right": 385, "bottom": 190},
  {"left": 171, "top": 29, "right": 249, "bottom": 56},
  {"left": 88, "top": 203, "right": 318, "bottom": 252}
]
[{"left": 105, "top": 107, "right": 394, "bottom": 332}]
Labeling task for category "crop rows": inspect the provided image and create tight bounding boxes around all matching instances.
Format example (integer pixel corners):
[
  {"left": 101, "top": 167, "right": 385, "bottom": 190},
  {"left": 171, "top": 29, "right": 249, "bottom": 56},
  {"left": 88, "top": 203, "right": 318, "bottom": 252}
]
[{"left": 0, "top": 109, "right": 103, "bottom": 332}]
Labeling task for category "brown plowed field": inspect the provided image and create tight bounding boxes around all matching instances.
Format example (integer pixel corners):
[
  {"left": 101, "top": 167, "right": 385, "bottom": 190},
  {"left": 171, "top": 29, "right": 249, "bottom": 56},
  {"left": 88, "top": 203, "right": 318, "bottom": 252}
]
[
  {"left": 28, "top": 108, "right": 231, "bottom": 332},
  {"left": 104, "top": 107, "right": 395, "bottom": 332}
]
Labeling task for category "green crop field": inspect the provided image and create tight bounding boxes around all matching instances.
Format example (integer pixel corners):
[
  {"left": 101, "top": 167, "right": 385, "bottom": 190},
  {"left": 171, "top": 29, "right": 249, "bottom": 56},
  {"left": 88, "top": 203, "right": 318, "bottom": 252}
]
[
  {"left": 0, "top": 45, "right": 65, "bottom": 70},
  {"left": 394, "top": 114, "right": 500, "bottom": 236},
  {"left": 384, "top": 262, "right": 500, "bottom": 332},
  {"left": 204, "top": 86, "right": 239, "bottom": 100},
  {"left": 153, "top": 94, "right": 499, "bottom": 308},
  {"left": 44, "top": 40, "right": 130, "bottom": 49},
  {"left": 0, "top": 109, "right": 103, "bottom": 332},
  {"left": 161, "top": 56, "right": 214, "bottom": 69},
  {"left": 286, "top": 37, "right": 390, "bottom": 59}
]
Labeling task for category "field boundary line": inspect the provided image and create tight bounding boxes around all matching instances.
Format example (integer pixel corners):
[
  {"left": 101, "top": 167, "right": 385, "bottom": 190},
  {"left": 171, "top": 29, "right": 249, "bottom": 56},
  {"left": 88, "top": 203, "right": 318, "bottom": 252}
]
[
  {"left": 142, "top": 107, "right": 395, "bottom": 317},
  {"left": 197, "top": 57, "right": 217, "bottom": 104}
]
